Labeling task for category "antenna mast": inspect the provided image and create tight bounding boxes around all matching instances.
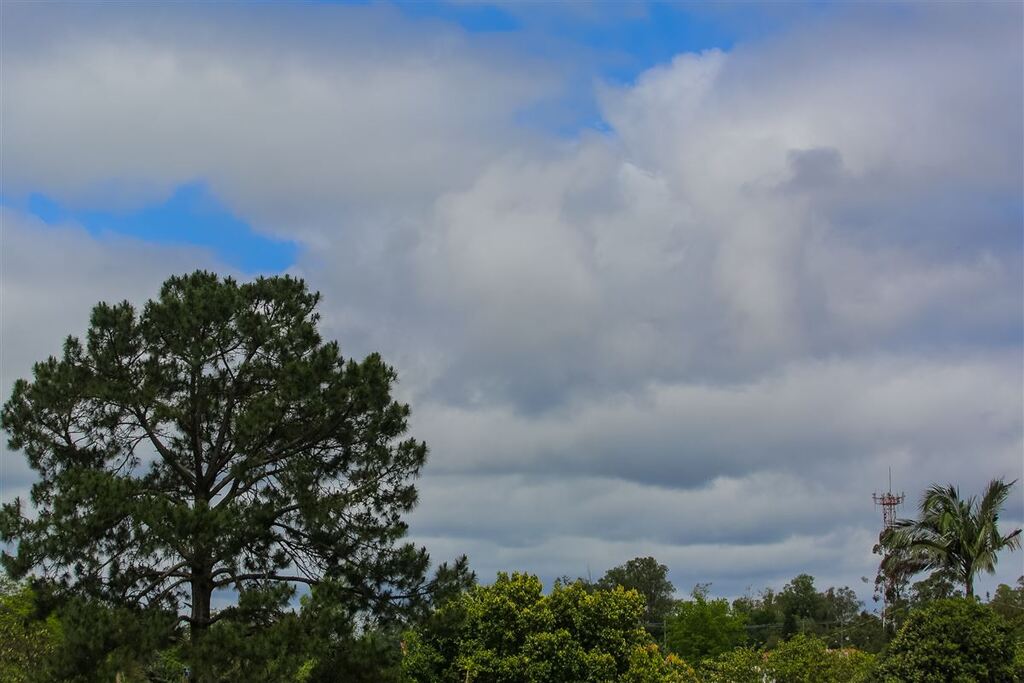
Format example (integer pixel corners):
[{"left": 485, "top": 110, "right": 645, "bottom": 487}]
[{"left": 873, "top": 467, "right": 905, "bottom": 630}]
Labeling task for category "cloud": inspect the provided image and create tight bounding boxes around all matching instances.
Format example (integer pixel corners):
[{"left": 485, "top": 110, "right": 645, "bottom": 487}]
[
  {"left": 1, "top": 3, "right": 1021, "bottom": 604},
  {"left": 0, "top": 2, "right": 554, "bottom": 232}
]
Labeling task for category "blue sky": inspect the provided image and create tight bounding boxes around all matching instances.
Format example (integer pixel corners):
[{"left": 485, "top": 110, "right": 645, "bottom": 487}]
[{"left": 5, "top": 183, "right": 296, "bottom": 272}]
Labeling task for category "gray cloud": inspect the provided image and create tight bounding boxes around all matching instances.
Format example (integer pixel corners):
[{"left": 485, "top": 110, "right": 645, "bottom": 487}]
[{"left": 2, "top": 3, "right": 1022, "bottom": 605}]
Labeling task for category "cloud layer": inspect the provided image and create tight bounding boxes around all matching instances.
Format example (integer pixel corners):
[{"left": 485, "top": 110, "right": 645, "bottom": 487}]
[{"left": 2, "top": 3, "right": 1021, "bottom": 602}]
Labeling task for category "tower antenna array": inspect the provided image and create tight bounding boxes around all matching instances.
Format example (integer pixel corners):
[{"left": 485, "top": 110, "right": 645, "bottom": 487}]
[
  {"left": 873, "top": 467, "right": 905, "bottom": 630},
  {"left": 873, "top": 468, "right": 905, "bottom": 531}
]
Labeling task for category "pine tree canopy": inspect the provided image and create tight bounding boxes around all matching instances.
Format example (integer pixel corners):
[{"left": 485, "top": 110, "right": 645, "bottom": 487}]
[{"left": 1, "top": 271, "right": 452, "bottom": 640}]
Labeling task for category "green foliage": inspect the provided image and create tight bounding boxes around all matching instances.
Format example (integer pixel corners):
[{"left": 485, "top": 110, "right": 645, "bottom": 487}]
[
  {"left": 988, "top": 576, "right": 1024, "bottom": 639},
  {"left": 183, "top": 585, "right": 310, "bottom": 682},
  {"left": 909, "top": 568, "right": 963, "bottom": 604},
  {"left": 402, "top": 572, "right": 686, "bottom": 682},
  {"left": 665, "top": 584, "right": 746, "bottom": 663},
  {"left": 699, "top": 635, "right": 875, "bottom": 683},
  {"left": 596, "top": 557, "right": 677, "bottom": 627},
  {"left": 698, "top": 646, "right": 767, "bottom": 683},
  {"left": 1, "top": 271, "right": 470, "bottom": 680},
  {"left": 731, "top": 575, "right": 883, "bottom": 652},
  {"left": 0, "top": 576, "right": 62, "bottom": 682},
  {"left": 38, "top": 593, "right": 179, "bottom": 683},
  {"left": 880, "top": 479, "right": 1022, "bottom": 598},
  {"left": 876, "top": 598, "right": 1017, "bottom": 682},
  {"left": 768, "top": 634, "right": 875, "bottom": 683}
]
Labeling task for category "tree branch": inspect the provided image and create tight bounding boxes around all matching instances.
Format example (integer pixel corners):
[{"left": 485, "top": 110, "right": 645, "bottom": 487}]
[{"left": 132, "top": 408, "right": 197, "bottom": 487}]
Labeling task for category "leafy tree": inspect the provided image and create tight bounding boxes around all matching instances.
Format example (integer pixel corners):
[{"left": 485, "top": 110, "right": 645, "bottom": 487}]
[
  {"left": 876, "top": 598, "right": 1018, "bottom": 682},
  {"left": 597, "top": 556, "right": 676, "bottom": 628},
  {"left": 778, "top": 574, "right": 824, "bottom": 636},
  {"left": 698, "top": 647, "right": 767, "bottom": 683},
  {"left": 732, "top": 588, "right": 783, "bottom": 648},
  {"left": 665, "top": 584, "right": 746, "bottom": 663},
  {"left": 699, "top": 635, "right": 875, "bottom": 683},
  {"left": 0, "top": 574, "right": 62, "bottom": 682},
  {"left": 767, "top": 634, "right": 875, "bottom": 683},
  {"left": 908, "top": 567, "right": 962, "bottom": 605},
  {"left": 402, "top": 573, "right": 690, "bottom": 682},
  {"left": 839, "top": 612, "right": 886, "bottom": 653},
  {"left": 880, "top": 479, "right": 1022, "bottom": 598},
  {"left": 820, "top": 586, "right": 859, "bottom": 627},
  {"left": 1, "top": 271, "right": 468, "bottom": 680},
  {"left": 733, "top": 576, "right": 881, "bottom": 650},
  {"left": 988, "top": 576, "right": 1024, "bottom": 638}
]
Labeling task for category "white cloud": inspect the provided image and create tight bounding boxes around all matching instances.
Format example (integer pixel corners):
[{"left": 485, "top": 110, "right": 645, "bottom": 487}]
[
  {"left": 2, "top": 3, "right": 1021, "bottom": 601},
  {"left": 0, "top": 3, "right": 554, "bottom": 233}
]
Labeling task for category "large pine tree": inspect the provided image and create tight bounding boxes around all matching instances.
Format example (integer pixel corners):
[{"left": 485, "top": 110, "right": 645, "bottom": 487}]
[{"left": 1, "top": 272, "right": 458, "bottom": 668}]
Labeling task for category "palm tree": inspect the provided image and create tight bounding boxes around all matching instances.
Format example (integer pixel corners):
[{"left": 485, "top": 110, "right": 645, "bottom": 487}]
[{"left": 880, "top": 478, "right": 1022, "bottom": 598}]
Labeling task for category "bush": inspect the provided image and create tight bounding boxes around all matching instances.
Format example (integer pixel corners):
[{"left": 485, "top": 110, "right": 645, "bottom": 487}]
[
  {"left": 699, "top": 634, "right": 875, "bottom": 683},
  {"left": 402, "top": 572, "right": 688, "bottom": 682},
  {"left": 876, "top": 598, "right": 1017, "bottom": 682}
]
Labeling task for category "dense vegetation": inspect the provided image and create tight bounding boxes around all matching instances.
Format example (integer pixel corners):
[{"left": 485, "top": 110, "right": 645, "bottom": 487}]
[{"left": 2, "top": 272, "right": 1021, "bottom": 681}]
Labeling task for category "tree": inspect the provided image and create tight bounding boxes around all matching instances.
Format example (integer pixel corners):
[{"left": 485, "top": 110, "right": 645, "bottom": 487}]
[
  {"left": 988, "top": 576, "right": 1024, "bottom": 639},
  {"left": 880, "top": 479, "right": 1021, "bottom": 598},
  {"left": 401, "top": 573, "right": 692, "bottom": 682},
  {"left": 777, "top": 574, "right": 824, "bottom": 636},
  {"left": 0, "top": 574, "right": 62, "bottom": 681},
  {"left": 597, "top": 557, "right": 677, "bottom": 627},
  {"left": 1, "top": 271, "right": 467, "bottom": 680},
  {"left": 767, "top": 634, "right": 875, "bottom": 683},
  {"left": 699, "top": 635, "right": 875, "bottom": 683},
  {"left": 732, "top": 588, "right": 783, "bottom": 648},
  {"left": 665, "top": 584, "right": 746, "bottom": 663},
  {"left": 908, "top": 568, "right": 962, "bottom": 605},
  {"left": 876, "top": 598, "right": 1018, "bottom": 682}
]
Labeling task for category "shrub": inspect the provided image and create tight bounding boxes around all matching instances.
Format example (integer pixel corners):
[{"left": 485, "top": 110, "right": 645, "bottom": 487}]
[
  {"left": 699, "top": 635, "right": 875, "bottom": 683},
  {"left": 876, "top": 598, "right": 1017, "bottom": 682}
]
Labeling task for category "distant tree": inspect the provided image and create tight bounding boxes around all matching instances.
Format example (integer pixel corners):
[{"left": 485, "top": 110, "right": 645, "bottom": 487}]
[
  {"left": 732, "top": 588, "right": 783, "bottom": 648},
  {"left": 665, "top": 584, "right": 746, "bottom": 663},
  {"left": 880, "top": 479, "right": 1021, "bottom": 598},
  {"left": 1, "top": 271, "right": 469, "bottom": 681},
  {"left": 988, "top": 576, "right": 1024, "bottom": 639},
  {"left": 908, "top": 567, "right": 962, "bottom": 605},
  {"left": 876, "top": 598, "right": 1018, "bottom": 682},
  {"left": 733, "top": 576, "right": 877, "bottom": 650},
  {"left": 778, "top": 574, "right": 824, "bottom": 622},
  {"left": 778, "top": 574, "right": 824, "bottom": 637},
  {"left": 819, "top": 586, "right": 864, "bottom": 649},
  {"left": 402, "top": 573, "right": 692, "bottom": 682},
  {"left": 597, "top": 557, "right": 677, "bottom": 626},
  {"left": 843, "top": 612, "right": 886, "bottom": 653}
]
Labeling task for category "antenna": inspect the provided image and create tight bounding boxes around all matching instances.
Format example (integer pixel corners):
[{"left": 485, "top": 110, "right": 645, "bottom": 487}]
[
  {"left": 873, "top": 468, "right": 905, "bottom": 630},
  {"left": 873, "top": 467, "right": 905, "bottom": 531}
]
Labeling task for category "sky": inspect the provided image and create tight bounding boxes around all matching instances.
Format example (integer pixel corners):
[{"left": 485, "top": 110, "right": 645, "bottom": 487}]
[{"left": 1, "top": 1, "right": 1022, "bottom": 608}]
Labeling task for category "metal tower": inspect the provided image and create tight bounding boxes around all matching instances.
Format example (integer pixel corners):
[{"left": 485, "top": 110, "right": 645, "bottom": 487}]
[
  {"left": 873, "top": 468, "right": 905, "bottom": 531},
  {"left": 873, "top": 468, "right": 904, "bottom": 630}
]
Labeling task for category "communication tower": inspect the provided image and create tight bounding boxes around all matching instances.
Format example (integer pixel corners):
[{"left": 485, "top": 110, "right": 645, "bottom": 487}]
[
  {"left": 873, "top": 468, "right": 904, "bottom": 630},
  {"left": 873, "top": 468, "right": 904, "bottom": 531}
]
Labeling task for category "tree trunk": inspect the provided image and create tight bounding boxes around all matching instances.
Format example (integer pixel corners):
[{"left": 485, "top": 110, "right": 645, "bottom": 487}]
[
  {"left": 191, "top": 572, "right": 213, "bottom": 634},
  {"left": 189, "top": 571, "right": 213, "bottom": 682},
  {"left": 965, "top": 575, "right": 974, "bottom": 599}
]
